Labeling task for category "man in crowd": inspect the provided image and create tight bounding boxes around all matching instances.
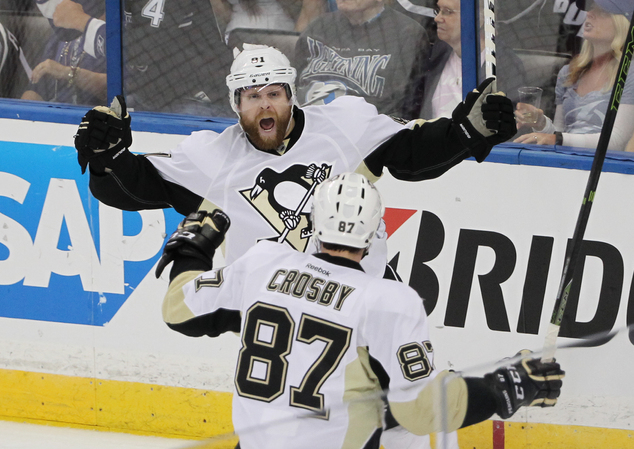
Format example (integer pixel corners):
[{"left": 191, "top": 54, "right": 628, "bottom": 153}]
[
  {"left": 123, "top": 0, "right": 234, "bottom": 115},
  {"left": 156, "top": 172, "right": 565, "bottom": 449},
  {"left": 411, "top": 0, "right": 526, "bottom": 119},
  {"left": 293, "top": 0, "right": 429, "bottom": 117},
  {"left": 22, "top": 0, "right": 107, "bottom": 105}
]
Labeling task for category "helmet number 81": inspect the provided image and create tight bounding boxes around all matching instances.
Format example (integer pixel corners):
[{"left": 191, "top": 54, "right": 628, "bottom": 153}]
[{"left": 338, "top": 221, "right": 354, "bottom": 233}]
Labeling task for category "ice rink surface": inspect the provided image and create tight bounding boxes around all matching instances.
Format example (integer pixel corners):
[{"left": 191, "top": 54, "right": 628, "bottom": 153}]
[{"left": 0, "top": 420, "right": 196, "bottom": 449}]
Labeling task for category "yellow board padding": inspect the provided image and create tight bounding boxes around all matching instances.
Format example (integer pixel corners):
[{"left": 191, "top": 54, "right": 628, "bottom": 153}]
[
  {"left": 452, "top": 420, "right": 634, "bottom": 449},
  {"left": 454, "top": 420, "right": 493, "bottom": 448},
  {"left": 504, "top": 421, "right": 634, "bottom": 449},
  {"left": 0, "top": 368, "right": 233, "bottom": 439},
  {"left": 2, "top": 368, "right": 634, "bottom": 449},
  {"left": 0, "top": 369, "right": 97, "bottom": 425}
]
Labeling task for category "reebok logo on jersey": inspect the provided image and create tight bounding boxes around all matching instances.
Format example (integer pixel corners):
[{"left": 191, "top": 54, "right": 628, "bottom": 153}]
[{"left": 306, "top": 263, "right": 330, "bottom": 276}]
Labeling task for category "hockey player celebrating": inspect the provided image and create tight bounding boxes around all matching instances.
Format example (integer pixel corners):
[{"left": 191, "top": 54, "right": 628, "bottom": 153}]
[
  {"left": 157, "top": 172, "right": 565, "bottom": 449},
  {"left": 74, "top": 44, "right": 516, "bottom": 278}
]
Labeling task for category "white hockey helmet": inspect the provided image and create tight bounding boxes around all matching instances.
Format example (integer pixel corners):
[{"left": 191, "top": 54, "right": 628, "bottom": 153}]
[
  {"left": 226, "top": 44, "right": 297, "bottom": 114},
  {"left": 312, "top": 172, "right": 384, "bottom": 250}
]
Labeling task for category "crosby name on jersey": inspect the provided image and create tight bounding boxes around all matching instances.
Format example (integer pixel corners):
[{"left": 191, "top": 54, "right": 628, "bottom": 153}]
[{"left": 266, "top": 265, "right": 356, "bottom": 311}]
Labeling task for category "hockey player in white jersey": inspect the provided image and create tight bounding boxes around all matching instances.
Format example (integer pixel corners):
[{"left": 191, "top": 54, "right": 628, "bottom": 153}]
[
  {"left": 158, "top": 172, "right": 564, "bottom": 449},
  {"left": 75, "top": 44, "right": 516, "bottom": 278}
]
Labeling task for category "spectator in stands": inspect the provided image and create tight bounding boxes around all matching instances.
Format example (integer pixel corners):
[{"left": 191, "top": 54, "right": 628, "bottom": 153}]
[
  {"left": 21, "top": 0, "right": 106, "bottom": 106},
  {"left": 293, "top": 0, "right": 429, "bottom": 117},
  {"left": 123, "top": 0, "right": 234, "bottom": 116},
  {"left": 410, "top": 0, "right": 526, "bottom": 119},
  {"left": 514, "top": 0, "right": 634, "bottom": 151},
  {"left": 1, "top": 20, "right": 32, "bottom": 98},
  {"left": 213, "top": 0, "right": 326, "bottom": 42},
  {"left": 50, "top": 0, "right": 234, "bottom": 115}
]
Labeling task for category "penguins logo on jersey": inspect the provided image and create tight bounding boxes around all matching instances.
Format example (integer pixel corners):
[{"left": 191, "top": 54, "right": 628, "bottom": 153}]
[{"left": 240, "top": 163, "right": 332, "bottom": 251}]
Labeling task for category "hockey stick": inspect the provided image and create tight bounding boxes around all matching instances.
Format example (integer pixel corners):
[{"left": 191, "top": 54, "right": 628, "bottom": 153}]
[
  {"left": 542, "top": 14, "right": 634, "bottom": 363},
  {"left": 482, "top": 0, "right": 496, "bottom": 79}
]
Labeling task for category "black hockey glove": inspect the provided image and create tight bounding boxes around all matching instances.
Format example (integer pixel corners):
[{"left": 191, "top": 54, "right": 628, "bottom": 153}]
[
  {"left": 155, "top": 210, "right": 231, "bottom": 279},
  {"left": 75, "top": 95, "right": 132, "bottom": 174},
  {"left": 451, "top": 78, "right": 516, "bottom": 163},
  {"left": 483, "top": 350, "right": 565, "bottom": 419}
]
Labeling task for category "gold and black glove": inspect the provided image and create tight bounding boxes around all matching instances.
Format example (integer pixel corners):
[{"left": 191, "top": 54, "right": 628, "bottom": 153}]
[
  {"left": 483, "top": 350, "right": 565, "bottom": 419},
  {"left": 451, "top": 78, "right": 516, "bottom": 163},
  {"left": 155, "top": 210, "right": 231, "bottom": 279}
]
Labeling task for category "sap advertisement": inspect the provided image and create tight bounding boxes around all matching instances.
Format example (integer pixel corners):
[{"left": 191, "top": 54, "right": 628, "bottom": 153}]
[{"left": 0, "top": 140, "right": 183, "bottom": 326}]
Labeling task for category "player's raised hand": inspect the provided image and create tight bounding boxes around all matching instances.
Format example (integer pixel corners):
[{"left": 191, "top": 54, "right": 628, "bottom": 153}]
[
  {"left": 483, "top": 350, "right": 565, "bottom": 419},
  {"left": 451, "top": 78, "right": 516, "bottom": 162},
  {"left": 74, "top": 95, "right": 132, "bottom": 174},
  {"left": 155, "top": 210, "right": 231, "bottom": 279}
]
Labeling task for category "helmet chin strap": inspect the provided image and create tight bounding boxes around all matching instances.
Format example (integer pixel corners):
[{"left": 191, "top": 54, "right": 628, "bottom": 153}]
[{"left": 284, "top": 111, "right": 295, "bottom": 137}]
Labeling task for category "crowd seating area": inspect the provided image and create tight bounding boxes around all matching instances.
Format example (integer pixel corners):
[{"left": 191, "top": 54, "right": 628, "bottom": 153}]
[{"left": 2, "top": 0, "right": 633, "bottom": 153}]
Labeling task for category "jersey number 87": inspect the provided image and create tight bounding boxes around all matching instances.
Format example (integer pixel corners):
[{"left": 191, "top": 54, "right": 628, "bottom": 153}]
[{"left": 235, "top": 302, "right": 352, "bottom": 419}]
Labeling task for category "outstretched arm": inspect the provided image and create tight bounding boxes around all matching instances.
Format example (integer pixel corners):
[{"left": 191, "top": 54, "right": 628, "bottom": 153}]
[
  {"left": 389, "top": 351, "right": 564, "bottom": 435},
  {"left": 364, "top": 78, "right": 516, "bottom": 181},
  {"left": 88, "top": 150, "right": 203, "bottom": 215},
  {"left": 75, "top": 96, "right": 203, "bottom": 215}
]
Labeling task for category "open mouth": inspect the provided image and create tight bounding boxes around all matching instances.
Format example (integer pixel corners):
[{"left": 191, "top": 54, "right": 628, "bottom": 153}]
[{"left": 260, "top": 118, "right": 275, "bottom": 131}]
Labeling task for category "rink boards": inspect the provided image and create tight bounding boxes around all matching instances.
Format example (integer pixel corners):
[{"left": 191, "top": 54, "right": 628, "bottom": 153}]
[{"left": 1, "top": 118, "right": 634, "bottom": 448}]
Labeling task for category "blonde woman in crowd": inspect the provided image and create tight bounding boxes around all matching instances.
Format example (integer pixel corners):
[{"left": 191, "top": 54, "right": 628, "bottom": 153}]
[{"left": 514, "top": 0, "right": 634, "bottom": 151}]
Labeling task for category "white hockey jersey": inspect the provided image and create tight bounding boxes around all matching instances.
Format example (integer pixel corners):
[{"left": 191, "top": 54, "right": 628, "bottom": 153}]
[
  {"left": 163, "top": 241, "right": 442, "bottom": 449},
  {"left": 149, "top": 96, "right": 407, "bottom": 276}
]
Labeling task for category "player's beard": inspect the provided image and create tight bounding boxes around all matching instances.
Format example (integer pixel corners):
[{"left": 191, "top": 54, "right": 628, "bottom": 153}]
[{"left": 240, "top": 107, "right": 293, "bottom": 152}]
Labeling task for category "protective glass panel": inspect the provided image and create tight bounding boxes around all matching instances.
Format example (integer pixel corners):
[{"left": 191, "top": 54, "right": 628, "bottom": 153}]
[
  {"left": 121, "top": 0, "right": 234, "bottom": 116},
  {"left": 480, "top": 1, "right": 579, "bottom": 116},
  {"left": 0, "top": 0, "right": 107, "bottom": 106},
  {"left": 4, "top": 0, "right": 630, "bottom": 153},
  {"left": 119, "top": 0, "right": 435, "bottom": 117}
]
